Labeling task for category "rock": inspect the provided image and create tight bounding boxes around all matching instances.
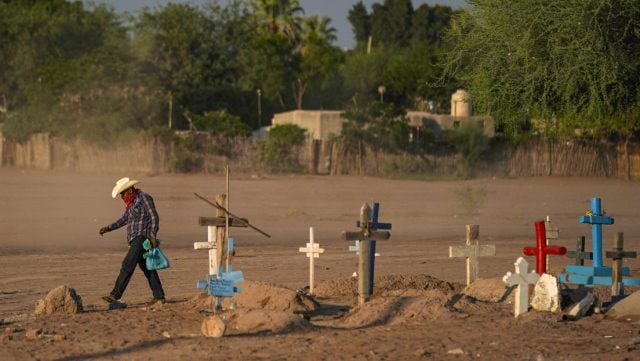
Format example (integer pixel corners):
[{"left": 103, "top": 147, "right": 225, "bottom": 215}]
[
  {"left": 447, "top": 348, "right": 465, "bottom": 355},
  {"left": 4, "top": 327, "right": 19, "bottom": 334},
  {"left": 201, "top": 316, "right": 226, "bottom": 338},
  {"left": 52, "top": 334, "right": 66, "bottom": 341},
  {"left": 531, "top": 274, "right": 560, "bottom": 312},
  {"left": 413, "top": 348, "right": 431, "bottom": 357},
  {"left": 605, "top": 291, "right": 640, "bottom": 321},
  {"left": 562, "top": 294, "right": 595, "bottom": 321},
  {"left": 35, "top": 285, "right": 83, "bottom": 315},
  {"left": 25, "top": 329, "right": 42, "bottom": 340}
]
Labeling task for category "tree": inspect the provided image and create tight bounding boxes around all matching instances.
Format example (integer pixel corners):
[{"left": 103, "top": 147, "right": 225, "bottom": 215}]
[
  {"left": 444, "top": 0, "right": 640, "bottom": 140},
  {"left": 348, "top": 1, "right": 370, "bottom": 47},
  {"left": 293, "top": 16, "right": 343, "bottom": 109},
  {"left": 248, "top": 0, "right": 304, "bottom": 39}
]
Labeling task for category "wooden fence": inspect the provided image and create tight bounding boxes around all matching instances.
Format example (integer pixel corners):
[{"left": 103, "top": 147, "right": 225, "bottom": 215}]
[{"left": 2, "top": 131, "right": 640, "bottom": 180}]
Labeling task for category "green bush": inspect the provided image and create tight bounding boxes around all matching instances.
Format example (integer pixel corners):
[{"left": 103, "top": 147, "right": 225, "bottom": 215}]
[
  {"left": 257, "top": 124, "right": 307, "bottom": 172},
  {"left": 192, "top": 110, "right": 249, "bottom": 137}
]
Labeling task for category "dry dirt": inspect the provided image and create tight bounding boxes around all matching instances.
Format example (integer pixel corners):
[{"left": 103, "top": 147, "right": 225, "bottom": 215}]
[{"left": 1, "top": 168, "right": 640, "bottom": 360}]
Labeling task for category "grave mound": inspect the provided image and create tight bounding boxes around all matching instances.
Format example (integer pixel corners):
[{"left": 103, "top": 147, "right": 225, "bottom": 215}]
[
  {"left": 605, "top": 290, "right": 640, "bottom": 322},
  {"left": 221, "top": 308, "right": 311, "bottom": 335},
  {"left": 463, "top": 278, "right": 513, "bottom": 303},
  {"left": 187, "top": 280, "right": 318, "bottom": 313},
  {"left": 314, "top": 274, "right": 463, "bottom": 298}
]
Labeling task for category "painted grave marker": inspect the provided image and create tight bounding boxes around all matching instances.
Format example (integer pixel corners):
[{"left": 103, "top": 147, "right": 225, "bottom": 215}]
[
  {"left": 503, "top": 257, "right": 540, "bottom": 317},
  {"left": 566, "top": 236, "right": 592, "bottom": 266},
  {"left": 579, "top": 197, "right": 613, "bottom": 267},
  {"left": 449, "top": 224, "right": 496, "bottom": 285},
  {"left": 299, "top": 227, "right": 324, "bottom": 295},
  {"left": 523, "top": 220, "right": 567, "bottom": 275},
  {"left": 341, "top": 202, "right": 391, "bottom": 304},
  {"left": 558, "top": 197, "right": 640, "bottom": 287},
  {"left": 605, "top": 232, "right": 637, "bottom": 297}
]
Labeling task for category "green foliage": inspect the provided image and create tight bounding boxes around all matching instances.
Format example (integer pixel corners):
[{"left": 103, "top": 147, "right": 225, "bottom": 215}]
[
  {"left": 341, "top": 102, "right": 412, "bottom": 154},
  {"left": 268, "top": 123, "right": 307, "bottom": 146},
  {"left": 192, "top": 110, "right": 249, "bottom": 137},
  {"left": 444, "top": 0, "right": 640, "bottom": 139},
  {"left": 257, "top": 124, "right": 306, "bottom": 172}
]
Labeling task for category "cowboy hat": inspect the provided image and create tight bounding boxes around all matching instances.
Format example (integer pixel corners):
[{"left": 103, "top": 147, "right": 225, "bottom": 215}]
[{"left": 111, "top": 177, "right": 140, "bottom": 198}]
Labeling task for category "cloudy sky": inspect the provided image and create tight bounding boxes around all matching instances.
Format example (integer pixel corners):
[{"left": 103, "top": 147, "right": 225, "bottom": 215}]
[{"left": 97, "top": 0, "right": 468, "bottom": 48}]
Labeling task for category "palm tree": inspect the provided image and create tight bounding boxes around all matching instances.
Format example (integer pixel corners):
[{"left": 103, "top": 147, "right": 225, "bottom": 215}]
[
  {"left": 300, "top": 15, "right": 337, "bottom": 45},
  {"left": 249, "top": 0, "right": 304, "bottom": 40}
]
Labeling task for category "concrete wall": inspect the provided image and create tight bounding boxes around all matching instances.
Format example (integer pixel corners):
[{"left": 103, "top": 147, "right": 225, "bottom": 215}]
[
  {"left": 273, "top": 110, "right": 495, "bottom": 139},
  {"left": 272, "top": 110, "right": 345, "bottom": 141}
]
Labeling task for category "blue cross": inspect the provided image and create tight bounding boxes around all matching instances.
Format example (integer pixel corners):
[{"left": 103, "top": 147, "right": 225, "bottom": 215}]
[
  {"left": 579, "top": 197, "right": 614, "bottom": 267},
  {"left": 355, "top": 202, "right": 392, "bottom": 295}
]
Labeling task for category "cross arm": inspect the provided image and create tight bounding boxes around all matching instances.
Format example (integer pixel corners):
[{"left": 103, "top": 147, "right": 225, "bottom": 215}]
[
  {"left": 605, "top": 251, "right": 637, "bottom": 260},
  {"left": 579, "top": 215, "right": 614, "bottom": 225},
  {"left": 341, "top": 230, "right": 391, "bottom": 241},
  {"left": 199, "top": 216, "right": 249, "bottom": 227}
]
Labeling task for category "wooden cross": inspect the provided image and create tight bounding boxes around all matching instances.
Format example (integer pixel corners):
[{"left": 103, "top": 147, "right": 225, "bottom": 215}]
[
  {"left": 544, "top": 216, "right": 559, "bottom": 271},
  {"left": 194, "top": 221, "right": 220, "bottom": 278},
  {"left": 523, "top": 220, "right": 567, "bottom": 275},
  {"left": 579, "top": 197, "right": 614, "bottom": 267},
  {"left": 605, "top": 232, "right": 637, "bottom": 297},
  {"left": 299, "top": 227, "right": 324, "bottom": 295},
  {"left": 503, "top": 257, "right": 540, "bottom": 317},
  {"left": 566, "top": 236, "right": 592, "bottom": 266},
  {"left": 449, "top": 224, "right": 496, "bottom": 286},
  {"left": 341, "top": 202, "right": 391, "bottom": 304},
  {"left": 194, "top": 194, "right": 248, "bottom": 277}
]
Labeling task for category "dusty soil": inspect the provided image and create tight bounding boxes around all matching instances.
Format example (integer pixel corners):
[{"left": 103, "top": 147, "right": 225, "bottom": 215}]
[{"left": 1, "top": 168, "right": 640, "bottom": 360}]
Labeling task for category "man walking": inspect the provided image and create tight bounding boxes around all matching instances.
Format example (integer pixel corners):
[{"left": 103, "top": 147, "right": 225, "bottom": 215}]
[{"left": 99, "top": 177, "right": 166, "bottom": 308}]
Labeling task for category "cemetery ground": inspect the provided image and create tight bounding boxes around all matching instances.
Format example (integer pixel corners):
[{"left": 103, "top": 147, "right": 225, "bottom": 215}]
[{"left": 1, "top": 168, "right": 640, "bottom": 360}]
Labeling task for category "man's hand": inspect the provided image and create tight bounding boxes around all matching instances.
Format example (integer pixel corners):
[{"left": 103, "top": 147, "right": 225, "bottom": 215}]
[
  {"left": 99, "top": 227, "right": 109, "bottom": 236},
  {"left": 149, "top": 236, "right": 158, "bottom": 248}
]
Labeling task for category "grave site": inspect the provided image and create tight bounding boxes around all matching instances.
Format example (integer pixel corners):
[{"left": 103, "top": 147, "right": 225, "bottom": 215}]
[{"left": 2, "top": 168, "right": 640, "bottom": 360}]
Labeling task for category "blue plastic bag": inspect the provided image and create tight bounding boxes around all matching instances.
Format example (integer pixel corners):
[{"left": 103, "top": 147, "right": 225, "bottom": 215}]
[{"left": 143, "top": 239, "right": 170, "bottom": 270}]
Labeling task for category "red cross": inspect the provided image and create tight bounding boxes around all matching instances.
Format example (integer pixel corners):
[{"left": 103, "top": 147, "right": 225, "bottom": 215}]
[{"left": 523, "top": 220, "right": 567, "bottom": 275}]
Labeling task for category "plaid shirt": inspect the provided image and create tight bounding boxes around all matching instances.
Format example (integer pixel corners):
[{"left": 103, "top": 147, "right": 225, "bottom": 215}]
[{"left": 108, "top": 190, "right": 159, "bottom": 243}]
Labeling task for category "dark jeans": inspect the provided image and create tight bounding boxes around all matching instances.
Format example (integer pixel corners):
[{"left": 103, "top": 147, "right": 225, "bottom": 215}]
[{"left": 110, "top": 235, "right": 165, "bottom": 300}]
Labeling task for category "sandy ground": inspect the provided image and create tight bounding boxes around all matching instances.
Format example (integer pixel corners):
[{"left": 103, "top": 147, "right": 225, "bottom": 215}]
[{"left": 1, "top": 168, "right": 640, "bottom": 360}]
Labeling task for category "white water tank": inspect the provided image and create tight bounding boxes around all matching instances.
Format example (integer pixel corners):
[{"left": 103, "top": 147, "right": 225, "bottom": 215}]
[{"left": 451, "top": 89, "right": 472, "bottom": 117}]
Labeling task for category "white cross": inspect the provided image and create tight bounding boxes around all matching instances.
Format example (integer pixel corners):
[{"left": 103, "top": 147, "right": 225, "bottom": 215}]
[
  {"left": 449, "top": 224, "right": 496, "bottom": 285},
  {"left": 194, "top": 225, "right": 219, "bottom": 277},
  {"left": 503, "top": 257, "right": 540, "bottom": 317},
  {"left": 299, "top": 227, "right": 324, "bottom": 295}
]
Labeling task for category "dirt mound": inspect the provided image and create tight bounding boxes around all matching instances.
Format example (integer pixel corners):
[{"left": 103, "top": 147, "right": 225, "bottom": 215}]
[
  {"left": 605, "top": 290, "right": 640, "bottom": 322},
  {"left": 222, "top": 308, "right": 311, "bottom": 335},
  {"left": 186, "top": 280, "right": 318, "bottom": 313},
  {"left": 315, "top": 274, "right": 463, "bottom": 298},
  {"left": 338, "top": 289, "right": 454, "bottom": 328},
  {"left": 463, "top": 278, "right": 513, "bottom": 303}
]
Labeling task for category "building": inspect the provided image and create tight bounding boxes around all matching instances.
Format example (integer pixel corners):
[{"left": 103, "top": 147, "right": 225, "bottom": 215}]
[{"left": 269, "top": 89, "right": 494, "bottom": 141}]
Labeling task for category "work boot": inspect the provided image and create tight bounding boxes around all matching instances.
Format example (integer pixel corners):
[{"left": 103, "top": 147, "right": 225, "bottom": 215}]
[{"left": 102, "top": 294, "right": 127, "bottom": 309}]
